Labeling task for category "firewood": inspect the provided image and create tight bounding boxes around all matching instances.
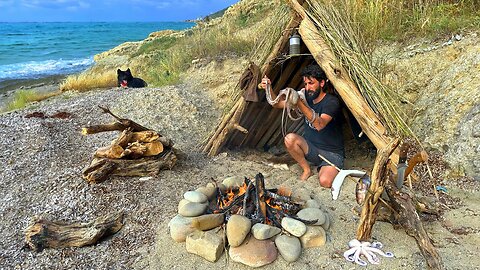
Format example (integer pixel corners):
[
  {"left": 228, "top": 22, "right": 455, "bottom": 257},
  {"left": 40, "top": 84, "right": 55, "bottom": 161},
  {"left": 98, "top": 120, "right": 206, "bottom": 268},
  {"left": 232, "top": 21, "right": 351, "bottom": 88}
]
[
  {"left": 126, "top": 142, "right": 147, "bottom": 157},
  {"left": 81, "top": 122, "right": 126, "bottom": 135},
  {"left": 98, "top": 106, "right": 149, "bottom": 132},
  {"left": 130, "top": 130, "right": 160, "bottom": 143},
  {"left": 24, "top": 212, "right": 124, "bottom": 251},
  {"left": 94, "top": 144, "right": 125, "bottom": 159},
  {"left": 82, "top": 150, "right": 177, "bottom": 183},
  {"left": 114, "top": 128, "right": 133, "bottom": 148},
  {"left": 143, "top": 141, "right": 164, "bottom": 156}
]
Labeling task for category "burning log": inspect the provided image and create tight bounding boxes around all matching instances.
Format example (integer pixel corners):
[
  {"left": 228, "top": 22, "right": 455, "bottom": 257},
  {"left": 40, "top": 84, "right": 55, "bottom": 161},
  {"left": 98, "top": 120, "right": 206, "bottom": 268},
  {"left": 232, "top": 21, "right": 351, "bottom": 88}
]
[
  {"left": 254, "top": 173, "right": 267, "bottom": 223},
  {"left": 81, "top": 106, "right": 176, "bottom": 183},
  {"left": 209, "top": 173, "right": 304, "bottom": 229}
]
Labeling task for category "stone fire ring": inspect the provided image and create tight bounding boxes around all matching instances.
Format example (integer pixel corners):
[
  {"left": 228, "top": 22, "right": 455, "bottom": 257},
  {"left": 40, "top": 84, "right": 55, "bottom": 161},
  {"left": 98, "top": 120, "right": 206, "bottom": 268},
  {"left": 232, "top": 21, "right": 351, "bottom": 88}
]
[{"left": 168, "top": 175, "right": 332, "bottom": 267}]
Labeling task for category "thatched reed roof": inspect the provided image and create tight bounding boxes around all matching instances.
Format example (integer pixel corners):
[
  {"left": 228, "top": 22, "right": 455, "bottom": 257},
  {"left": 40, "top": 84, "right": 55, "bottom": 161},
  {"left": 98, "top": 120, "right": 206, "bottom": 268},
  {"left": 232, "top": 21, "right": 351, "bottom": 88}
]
[{"left": 203, "top": 0, "right": 414, "bottom": 157}]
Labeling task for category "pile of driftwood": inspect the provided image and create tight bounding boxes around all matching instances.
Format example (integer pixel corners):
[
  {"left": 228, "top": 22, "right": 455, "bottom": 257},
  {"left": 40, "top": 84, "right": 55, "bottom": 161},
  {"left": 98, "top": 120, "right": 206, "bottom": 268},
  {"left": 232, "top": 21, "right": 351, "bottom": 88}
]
[
  {"left": 81, "top": 106, "right": 177, "bottom": 183},
  {"left": 356, "top": 140, "right": 443, "bottom": 269}
]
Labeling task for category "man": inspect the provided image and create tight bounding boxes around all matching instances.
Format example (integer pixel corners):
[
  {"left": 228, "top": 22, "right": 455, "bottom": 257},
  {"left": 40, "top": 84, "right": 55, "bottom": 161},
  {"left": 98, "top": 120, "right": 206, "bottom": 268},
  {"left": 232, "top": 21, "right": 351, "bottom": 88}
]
[{"left": 261, "top": 64, "right": 344, "bottom": 187}]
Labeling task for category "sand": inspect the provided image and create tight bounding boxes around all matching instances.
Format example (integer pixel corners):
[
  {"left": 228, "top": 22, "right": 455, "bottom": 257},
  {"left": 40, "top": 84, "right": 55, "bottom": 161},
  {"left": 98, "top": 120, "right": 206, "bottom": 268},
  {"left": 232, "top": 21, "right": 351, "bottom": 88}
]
[{"left": 0, "top": 80, "right": 479, "bottom": 270}]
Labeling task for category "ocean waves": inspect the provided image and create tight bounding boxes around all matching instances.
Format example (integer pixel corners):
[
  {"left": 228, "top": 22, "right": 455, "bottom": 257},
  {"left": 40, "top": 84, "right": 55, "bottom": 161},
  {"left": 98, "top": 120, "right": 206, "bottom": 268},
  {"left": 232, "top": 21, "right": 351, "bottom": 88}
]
[{"left": 0, "top": 58, "right": 94, "bottom": 82}]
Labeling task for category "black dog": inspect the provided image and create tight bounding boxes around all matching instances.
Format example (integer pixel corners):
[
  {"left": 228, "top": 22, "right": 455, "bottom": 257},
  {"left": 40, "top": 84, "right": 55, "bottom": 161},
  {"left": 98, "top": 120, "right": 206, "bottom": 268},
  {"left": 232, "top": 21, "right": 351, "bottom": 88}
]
[{"left": 117, "top": 68, "right": 147, "bottom": 88}]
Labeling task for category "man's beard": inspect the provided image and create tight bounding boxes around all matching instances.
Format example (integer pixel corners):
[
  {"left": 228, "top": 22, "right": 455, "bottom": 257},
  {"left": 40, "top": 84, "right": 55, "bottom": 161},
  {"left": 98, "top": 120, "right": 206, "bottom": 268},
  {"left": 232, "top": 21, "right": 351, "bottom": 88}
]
[{"left": 306, "top": 88, "right": 321, "bottom": 104}]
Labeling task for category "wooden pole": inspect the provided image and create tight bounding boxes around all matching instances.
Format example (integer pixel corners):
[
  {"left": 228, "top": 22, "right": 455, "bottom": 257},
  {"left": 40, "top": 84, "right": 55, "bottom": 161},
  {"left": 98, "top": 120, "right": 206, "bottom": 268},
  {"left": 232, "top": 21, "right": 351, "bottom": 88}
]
[{"left": 356, "top": 138, "right": 399, "bottom": 240}]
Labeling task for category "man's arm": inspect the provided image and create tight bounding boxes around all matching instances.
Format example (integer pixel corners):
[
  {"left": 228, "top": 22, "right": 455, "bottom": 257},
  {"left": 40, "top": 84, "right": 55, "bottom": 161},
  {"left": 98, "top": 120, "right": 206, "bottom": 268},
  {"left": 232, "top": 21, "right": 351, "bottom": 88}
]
[{"left": 297, "top": 100, "right": 333, "bottom": 131}]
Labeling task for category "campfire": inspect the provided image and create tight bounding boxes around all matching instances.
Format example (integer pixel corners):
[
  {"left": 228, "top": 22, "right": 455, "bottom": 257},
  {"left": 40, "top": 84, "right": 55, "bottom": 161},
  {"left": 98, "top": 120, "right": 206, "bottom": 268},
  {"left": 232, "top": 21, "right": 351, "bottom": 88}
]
[
  {"left": 169, "top": 173, "right": 331, "bottom": 267},
  {"left": 212, "top": 173, "right": 306, "bottom": 227}
]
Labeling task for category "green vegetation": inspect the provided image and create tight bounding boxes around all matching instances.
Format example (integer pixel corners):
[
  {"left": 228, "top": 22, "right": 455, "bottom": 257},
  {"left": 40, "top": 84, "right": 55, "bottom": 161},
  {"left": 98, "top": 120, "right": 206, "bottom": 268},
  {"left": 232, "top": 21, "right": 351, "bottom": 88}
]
[
  {"left": 140, "top": 2, "right": 279, "bottom": 87},
  {"left": 345, "top": 0, "right": 480, "bottom": 43},
  {"left": 133, "top": 36, "right": 178, "bottom": 57},
  {"left": 4, "top": 90, "right": 60, "bottom": 111}
]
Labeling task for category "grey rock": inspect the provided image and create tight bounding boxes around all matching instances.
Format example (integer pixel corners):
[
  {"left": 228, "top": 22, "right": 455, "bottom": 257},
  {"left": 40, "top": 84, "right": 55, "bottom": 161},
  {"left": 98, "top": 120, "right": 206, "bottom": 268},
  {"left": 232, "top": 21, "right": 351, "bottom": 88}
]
[
  {"left": 178, "top": 201, "right": 207, "bottom": 217},
  {"left": 168, "top": 214, "right": 197, "bottom": 242},
  {"left": 184, "top": 191, "right": 208, "bottom": 203},
  {"left": 297, "top": 208, "right": 326, "bottom": 225},
  {"left": 195, "top": 186, "right": 217, "bottom": 200},
  {"left": 281, "top": 217, "right": 307, "bottom": 237},
  {"left": 222, "top": 176, "right": 244, "bottom": 189},
  {"left": 251, "top": 223, "right": 281, "bottom": 240},
  {"left": 304, "top": 199, "right": 321, "bottom": 209},
  {"left": 275, "top": 234, "right": 302, "bottom": 262}
]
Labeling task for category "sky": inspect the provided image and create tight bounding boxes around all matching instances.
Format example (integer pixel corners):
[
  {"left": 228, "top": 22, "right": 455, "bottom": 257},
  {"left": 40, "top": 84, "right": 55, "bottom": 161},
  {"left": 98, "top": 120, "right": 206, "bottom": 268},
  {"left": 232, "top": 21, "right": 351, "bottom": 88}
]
[{"left": 0, "top": 0, "right": 239, "bottom": 22}]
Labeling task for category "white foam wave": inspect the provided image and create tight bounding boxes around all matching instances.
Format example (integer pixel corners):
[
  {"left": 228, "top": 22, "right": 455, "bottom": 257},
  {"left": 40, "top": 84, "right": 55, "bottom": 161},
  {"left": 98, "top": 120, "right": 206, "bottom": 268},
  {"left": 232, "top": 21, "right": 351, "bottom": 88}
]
[{"left": 0, "top": 58, "right": 94, "bottom": 81}]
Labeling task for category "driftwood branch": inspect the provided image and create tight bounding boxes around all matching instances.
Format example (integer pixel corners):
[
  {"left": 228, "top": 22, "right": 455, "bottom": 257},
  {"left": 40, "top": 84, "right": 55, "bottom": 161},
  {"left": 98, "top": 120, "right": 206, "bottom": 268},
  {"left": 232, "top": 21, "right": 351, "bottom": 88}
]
[
  {"left": 385, "top": 177, "right": 443, "bottom": 269},
  {"left": 405, "top": 150, "right": 429, "bottom": 178},
  {"left": 82, "top": 150, "right": 177, "bottom": 183},
  {"left": 356, "top": 138, "right": 399, "bottom": 240},
  {"left": 25, "top": 212, "right": 124, "bottom": 251}
]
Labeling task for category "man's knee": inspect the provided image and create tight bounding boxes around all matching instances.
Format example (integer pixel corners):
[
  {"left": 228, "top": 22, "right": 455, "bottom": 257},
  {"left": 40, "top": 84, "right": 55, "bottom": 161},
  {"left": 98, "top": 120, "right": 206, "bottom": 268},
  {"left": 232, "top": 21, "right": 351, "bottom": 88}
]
[
  {"left": 318, "top": 174, "right": 333, "bottom": 188},
  {"left": 284, "top": 133, "right": 297, "bottom": 148}
]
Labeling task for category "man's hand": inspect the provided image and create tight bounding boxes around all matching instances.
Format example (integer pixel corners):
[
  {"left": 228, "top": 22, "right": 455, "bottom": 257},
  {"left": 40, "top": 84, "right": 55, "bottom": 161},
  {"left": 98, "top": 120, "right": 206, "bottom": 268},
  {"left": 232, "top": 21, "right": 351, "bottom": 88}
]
[{"left": 259, "top": 75, "right": 271, "bottom": 90}]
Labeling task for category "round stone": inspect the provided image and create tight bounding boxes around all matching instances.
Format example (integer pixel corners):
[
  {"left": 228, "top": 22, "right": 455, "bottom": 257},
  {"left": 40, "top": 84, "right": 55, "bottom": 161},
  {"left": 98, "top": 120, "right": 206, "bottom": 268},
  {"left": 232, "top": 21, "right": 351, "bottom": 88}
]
[
  {"left": 251, "top": 223, "right": 281, "bottom": 240},
  {"left": 300, "top": 226, "right": 326, "bottom": 248},
  {"left": 275, "top": 234, "right": 302, "bottom": 262},
  {"left": 196, "top": 186, "right": 217, "bottom": 200},
  {"left": 296, "top": 208, "right": 326, "bottom": 225},
  {"left": 184, "top": 191, "right": 208, "bottom": 203},
  {"left": 281, "top": 217, "right": 307, "bottom": 237},
  {"left": 168, "top": 214, "right": 196, "bottom": 242},
  {"left": 222, "top": 176, "right": 244, "bottom": 189},
  {"left": 229, "top": 236, "right": 277, "bottom": 267},
  {"left": 304, "top": 199, "right": 321, "bottom": 208},
  {"left": 178, "top": 201, "right": 207, "bottom": 217},
  {"left": 226, "top": 215, "right": 251, "bottom": 247}
]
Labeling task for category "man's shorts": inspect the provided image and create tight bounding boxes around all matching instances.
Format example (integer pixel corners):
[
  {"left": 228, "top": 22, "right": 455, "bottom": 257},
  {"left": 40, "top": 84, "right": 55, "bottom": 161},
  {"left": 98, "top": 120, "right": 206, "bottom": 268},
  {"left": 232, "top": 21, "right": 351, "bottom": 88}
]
[{"left": 305, "top": 140, "right": 344, "bottom": 171}]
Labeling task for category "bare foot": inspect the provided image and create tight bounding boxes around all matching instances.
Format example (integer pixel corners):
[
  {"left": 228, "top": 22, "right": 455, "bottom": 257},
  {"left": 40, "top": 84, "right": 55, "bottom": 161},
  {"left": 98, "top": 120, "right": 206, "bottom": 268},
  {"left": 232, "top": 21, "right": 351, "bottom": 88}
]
[{"left": 300, "top": 170, "right": 313, "bottom": 181}]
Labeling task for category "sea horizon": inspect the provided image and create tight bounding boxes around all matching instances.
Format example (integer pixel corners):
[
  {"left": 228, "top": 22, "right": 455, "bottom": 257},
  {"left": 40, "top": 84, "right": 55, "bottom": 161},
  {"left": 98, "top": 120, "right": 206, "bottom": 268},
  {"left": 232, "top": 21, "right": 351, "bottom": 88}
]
[{"left": 0, "top": 21, "right": 195, "bottom": 89}]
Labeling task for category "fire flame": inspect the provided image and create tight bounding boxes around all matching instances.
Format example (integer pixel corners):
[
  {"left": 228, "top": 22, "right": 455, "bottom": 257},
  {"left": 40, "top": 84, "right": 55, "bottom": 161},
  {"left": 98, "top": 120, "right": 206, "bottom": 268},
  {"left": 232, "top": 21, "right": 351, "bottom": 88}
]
[{"left": 218, "top": 182, "right": 249, "bottom": 209}]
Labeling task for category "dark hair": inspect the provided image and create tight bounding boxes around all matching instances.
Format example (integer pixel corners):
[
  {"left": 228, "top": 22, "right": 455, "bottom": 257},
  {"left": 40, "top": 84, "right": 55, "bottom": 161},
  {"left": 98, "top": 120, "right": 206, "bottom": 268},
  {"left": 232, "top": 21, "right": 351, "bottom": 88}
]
[{"left": 301, "top": 64, "right": 326, "bottom": 81}]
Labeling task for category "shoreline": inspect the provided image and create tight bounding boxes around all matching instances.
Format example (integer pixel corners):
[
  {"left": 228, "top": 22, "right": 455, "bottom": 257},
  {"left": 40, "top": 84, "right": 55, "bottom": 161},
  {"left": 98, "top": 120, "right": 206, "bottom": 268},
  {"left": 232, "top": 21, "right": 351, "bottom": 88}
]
[{"left": 0, "top": 74, "right": 68, "bottom": 110}]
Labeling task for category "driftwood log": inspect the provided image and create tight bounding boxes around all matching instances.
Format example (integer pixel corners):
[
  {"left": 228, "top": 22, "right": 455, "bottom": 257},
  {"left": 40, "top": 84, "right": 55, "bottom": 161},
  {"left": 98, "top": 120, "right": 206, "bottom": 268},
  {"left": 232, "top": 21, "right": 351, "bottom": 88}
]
[
  {"left": 25, "top": 212, "right": 124, "bottom": 251},
  {"left": 81, "top": 106, "right": 176, "bottom": 183},
  {"left": 356, "top": 138, "right": 399, "bottom": 240},
  {"left": 385, "top": 177, "right": 443, "bottom": 269},
  {"left": 82, "top": 151, "right": 177, "bottom": 183}
]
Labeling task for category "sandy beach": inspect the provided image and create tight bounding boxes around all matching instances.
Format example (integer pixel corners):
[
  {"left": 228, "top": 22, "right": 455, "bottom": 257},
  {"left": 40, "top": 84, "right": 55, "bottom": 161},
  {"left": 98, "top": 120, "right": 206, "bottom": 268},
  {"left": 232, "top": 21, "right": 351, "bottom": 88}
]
[{"left": 0, "top": 79, "right": 479, "bottom": 269}]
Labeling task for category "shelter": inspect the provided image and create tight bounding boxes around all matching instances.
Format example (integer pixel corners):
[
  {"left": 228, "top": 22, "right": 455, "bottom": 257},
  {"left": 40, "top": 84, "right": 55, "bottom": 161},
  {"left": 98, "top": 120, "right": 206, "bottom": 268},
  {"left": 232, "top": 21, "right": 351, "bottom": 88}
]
[
  {"left": 203, "top": 1, "right": 442, "bottom": 268},
  {"left": 204, "top": 0, "right": 400, "bottom": 161}
]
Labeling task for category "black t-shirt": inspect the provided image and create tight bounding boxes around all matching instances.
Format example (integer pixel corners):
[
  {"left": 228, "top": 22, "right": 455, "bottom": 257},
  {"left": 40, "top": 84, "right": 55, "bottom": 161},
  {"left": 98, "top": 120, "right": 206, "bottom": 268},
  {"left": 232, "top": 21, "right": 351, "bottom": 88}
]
[{"left": 303, "top": 93, "right": 345, "bottom": 156}]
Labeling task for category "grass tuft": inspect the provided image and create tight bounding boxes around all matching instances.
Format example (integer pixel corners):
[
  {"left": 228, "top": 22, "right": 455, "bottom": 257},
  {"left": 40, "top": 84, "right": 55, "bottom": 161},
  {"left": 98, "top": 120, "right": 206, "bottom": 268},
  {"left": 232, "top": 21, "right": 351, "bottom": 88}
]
[
  {"left": 59, "top": 70, "right": 117, "bottom": 92},
  {"left": 4, "top": 90, "right": 61, "bottom": 111}
]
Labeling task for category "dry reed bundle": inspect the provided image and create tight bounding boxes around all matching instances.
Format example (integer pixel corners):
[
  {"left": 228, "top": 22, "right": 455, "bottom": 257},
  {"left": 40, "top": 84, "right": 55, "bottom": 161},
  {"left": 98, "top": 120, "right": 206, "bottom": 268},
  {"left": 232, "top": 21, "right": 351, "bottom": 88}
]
[{"left": 304, "top": 0, "right": 414, "bottom": 137}]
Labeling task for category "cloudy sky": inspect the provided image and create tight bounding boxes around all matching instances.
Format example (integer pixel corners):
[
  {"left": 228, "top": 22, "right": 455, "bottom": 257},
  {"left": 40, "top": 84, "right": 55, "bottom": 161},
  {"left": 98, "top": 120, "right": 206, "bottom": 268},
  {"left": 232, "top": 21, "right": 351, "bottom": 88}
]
[{"left": 0, "top": 0, "right": 239, "bottom": 22}]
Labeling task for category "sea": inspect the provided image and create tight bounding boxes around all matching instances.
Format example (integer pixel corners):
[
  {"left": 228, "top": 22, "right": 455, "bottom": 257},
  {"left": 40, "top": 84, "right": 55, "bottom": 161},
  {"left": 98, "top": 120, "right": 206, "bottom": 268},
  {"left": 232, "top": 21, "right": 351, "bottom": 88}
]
[{"left": 0, "top": 22, "right": 195, "bottom": 89}]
